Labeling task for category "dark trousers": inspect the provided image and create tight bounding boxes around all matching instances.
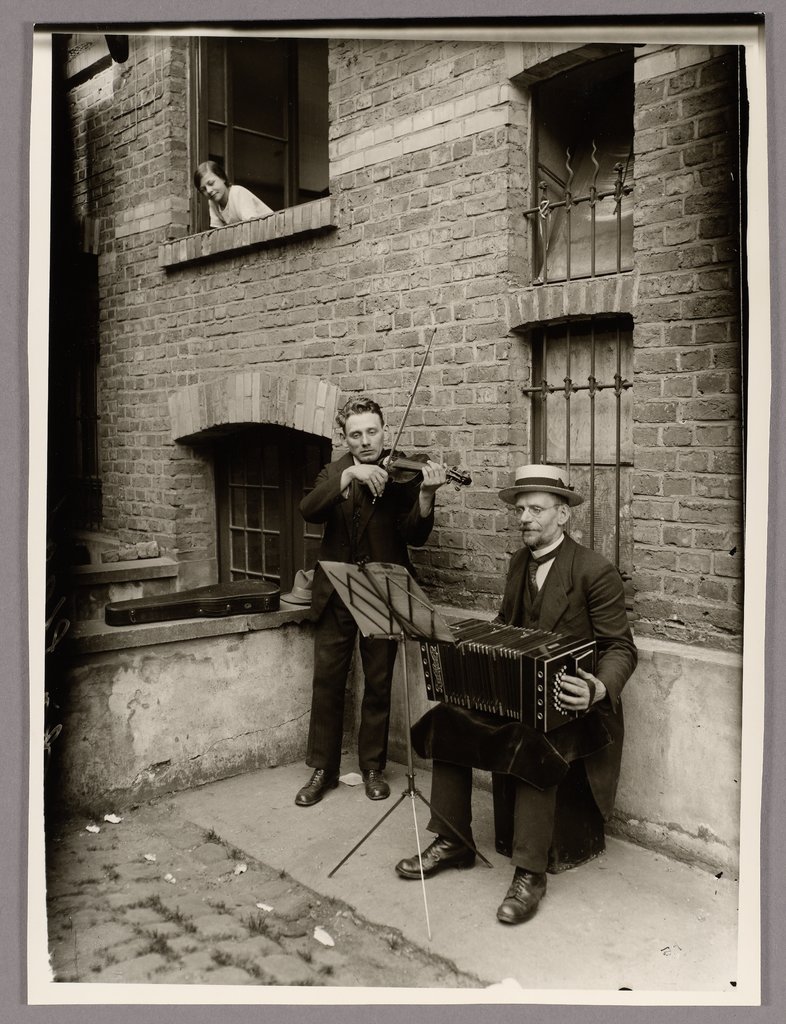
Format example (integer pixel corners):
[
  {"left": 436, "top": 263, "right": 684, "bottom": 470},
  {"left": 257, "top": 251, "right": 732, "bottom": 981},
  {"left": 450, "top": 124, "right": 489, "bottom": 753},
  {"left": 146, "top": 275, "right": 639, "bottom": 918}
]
[
  {"left": 306, "top": 592, "right": 398, "bottom": 773},
  {"left": 427, "top": 760, "right": 557, "bottom": 874}
]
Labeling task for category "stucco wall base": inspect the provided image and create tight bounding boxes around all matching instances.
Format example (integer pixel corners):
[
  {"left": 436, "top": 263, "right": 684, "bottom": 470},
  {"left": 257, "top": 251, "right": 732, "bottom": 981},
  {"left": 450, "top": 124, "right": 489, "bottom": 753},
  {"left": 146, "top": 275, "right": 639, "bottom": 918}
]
[
  {"left": 614, "top": 636, "right": 742, "bottom": 876},
  {"left": 50, "top": 621, "right": 320, "bottom": 813},
  {"left": 607, "top": 815, "right": 736, "bottom": 879},
  {"left": 51, "top": 615, "right": 745, "bottom": 879}
]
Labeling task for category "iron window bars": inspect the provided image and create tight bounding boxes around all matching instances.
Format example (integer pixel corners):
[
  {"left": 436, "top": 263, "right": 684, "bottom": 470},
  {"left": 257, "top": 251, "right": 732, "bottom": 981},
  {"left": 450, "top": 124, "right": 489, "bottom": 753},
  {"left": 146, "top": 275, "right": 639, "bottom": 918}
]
[
  {"left": 524, "top": 145, "right": 634, "bottom": 285},
  {"left": 521, "top": 318, "right": 634, "bottom": 569}
]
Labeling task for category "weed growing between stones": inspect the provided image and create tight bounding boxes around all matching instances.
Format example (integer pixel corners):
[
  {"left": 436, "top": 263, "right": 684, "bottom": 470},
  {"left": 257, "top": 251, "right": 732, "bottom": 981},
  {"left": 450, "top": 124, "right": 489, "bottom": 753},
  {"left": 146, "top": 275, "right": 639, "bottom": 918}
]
[{"left": 243, "top": 911, "right": 271, "bottom": 937}]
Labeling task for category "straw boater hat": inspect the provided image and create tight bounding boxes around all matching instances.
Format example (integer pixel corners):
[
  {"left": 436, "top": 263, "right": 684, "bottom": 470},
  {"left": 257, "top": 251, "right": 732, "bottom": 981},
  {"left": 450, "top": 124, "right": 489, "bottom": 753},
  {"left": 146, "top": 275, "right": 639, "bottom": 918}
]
[
  {"left": 498, "top": 464, "right": 584, "bottom": 508},
  {"left": 280, "top": 568, "right": 314, "bottom": 607}
]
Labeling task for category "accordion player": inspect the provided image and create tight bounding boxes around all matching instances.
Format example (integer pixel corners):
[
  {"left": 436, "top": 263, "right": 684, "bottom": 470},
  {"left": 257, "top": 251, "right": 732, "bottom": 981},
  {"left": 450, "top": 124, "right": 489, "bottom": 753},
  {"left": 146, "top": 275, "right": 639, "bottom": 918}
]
[{"left": 419, "top": 618, "right": 597, "bottom": 733}]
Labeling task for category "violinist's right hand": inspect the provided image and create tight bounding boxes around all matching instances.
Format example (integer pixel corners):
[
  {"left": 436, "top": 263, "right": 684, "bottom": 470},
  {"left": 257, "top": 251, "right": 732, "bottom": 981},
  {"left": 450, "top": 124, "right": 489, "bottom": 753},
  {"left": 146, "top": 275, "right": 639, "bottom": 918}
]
[{"left": 349, "top": 462, "right": 389, "bottom": 499}]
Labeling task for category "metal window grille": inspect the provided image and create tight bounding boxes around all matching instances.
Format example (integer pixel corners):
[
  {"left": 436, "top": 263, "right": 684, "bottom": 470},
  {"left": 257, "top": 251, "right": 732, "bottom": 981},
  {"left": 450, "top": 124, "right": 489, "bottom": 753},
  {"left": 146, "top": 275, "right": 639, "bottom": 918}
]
[
  {"left": 527, "top": 50, "right": 634, "bottom": 287},
  {"left": 521, "top": 317, "right": 634, "bottom": 571},
  {"left": 216, "top": 426, "right": 328, "bottom": 590},
  {"left": 524, "top": 150, "right": 634, "bottom": 285}
]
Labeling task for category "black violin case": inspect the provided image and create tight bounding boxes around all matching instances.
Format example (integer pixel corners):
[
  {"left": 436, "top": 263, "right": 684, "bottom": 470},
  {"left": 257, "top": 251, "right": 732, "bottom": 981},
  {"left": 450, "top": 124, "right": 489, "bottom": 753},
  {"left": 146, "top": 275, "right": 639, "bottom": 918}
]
[{"left": 105, "top": 581, "right": 280, "bottom": 626}]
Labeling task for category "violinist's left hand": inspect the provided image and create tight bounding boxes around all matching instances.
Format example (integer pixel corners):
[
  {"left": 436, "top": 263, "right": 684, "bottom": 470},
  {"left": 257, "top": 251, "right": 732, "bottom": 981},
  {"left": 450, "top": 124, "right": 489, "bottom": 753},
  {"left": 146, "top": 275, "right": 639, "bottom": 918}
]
[
  {"left": 418, "top": 460, "right": 448, "bottom": 516},
  {"left": 420, "top": 460, "right": 448, "bottom": 494}
]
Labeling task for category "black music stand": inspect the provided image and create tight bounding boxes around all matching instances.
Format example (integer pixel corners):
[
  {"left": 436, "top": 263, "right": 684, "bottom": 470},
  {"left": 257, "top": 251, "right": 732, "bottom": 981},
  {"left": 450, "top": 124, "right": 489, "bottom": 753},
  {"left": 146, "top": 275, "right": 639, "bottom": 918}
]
[{"left": 318, "top": 560, "right": 492, "bottom": 938}]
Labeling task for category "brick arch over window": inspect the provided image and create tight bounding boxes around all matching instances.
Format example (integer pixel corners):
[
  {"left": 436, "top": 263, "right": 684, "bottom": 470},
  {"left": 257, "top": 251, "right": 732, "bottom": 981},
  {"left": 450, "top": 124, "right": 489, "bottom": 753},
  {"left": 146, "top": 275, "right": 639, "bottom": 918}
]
[{"left": 168, "top": 372, "right": 341, "bottom": 444}]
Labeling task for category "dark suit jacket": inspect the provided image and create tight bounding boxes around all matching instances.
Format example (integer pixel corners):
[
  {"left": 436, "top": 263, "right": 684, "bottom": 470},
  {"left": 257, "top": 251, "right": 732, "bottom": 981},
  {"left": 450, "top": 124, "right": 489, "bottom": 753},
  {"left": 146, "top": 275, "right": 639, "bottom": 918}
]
[
  {"left": 498, "top": 534, "right": 638, "bottom": 816},
  {"left": 300, "top": 451, "right": 435, "bottom": 620}
]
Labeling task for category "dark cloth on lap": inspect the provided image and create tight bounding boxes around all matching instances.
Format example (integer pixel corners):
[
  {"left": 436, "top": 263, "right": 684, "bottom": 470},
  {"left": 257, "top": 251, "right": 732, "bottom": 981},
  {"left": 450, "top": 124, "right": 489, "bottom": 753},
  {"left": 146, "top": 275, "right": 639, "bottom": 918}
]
[{"left": 410, "top": 704, "right": 612, "bottom": 791}]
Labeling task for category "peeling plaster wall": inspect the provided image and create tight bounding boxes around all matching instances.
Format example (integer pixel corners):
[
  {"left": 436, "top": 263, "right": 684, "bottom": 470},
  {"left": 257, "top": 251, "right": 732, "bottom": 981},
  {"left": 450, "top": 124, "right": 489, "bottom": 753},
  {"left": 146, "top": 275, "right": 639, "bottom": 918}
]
[
  {"left": 612, "top": 637, "right": 742, "bottom": 876},
  {"left": 52, "top": 623, "right": 326, "bottom": 811}
]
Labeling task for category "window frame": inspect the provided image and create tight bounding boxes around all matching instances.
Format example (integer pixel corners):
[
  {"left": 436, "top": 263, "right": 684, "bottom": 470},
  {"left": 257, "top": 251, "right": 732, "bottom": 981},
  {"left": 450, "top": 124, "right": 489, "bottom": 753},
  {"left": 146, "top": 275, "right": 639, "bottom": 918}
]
[
  {"left": 214, "top": 425, "right": 330, "bottom": 592},
  {"left": 527, "top": 50, "right": 635, "bottom": 286},
  {"left": 523, "top": 315, "right": 634, "bottom": 571},
  {"left": 189, "top": 37, "right": 328, "bottom": 234}
]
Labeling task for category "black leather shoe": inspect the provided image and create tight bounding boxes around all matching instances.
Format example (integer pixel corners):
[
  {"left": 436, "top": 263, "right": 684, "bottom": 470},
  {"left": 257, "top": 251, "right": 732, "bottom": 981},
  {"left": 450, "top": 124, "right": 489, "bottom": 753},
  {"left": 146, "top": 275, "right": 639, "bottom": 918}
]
[
  {"left": 362, "top": 769, "right": 390, "bottom": 800},
  {"left": 294, "top": 769, "right": 339, "bottom": 807},
  {"left": 395, "top": 835, "right": 476, "bottom": 879},
  {"left": 496, "top": 868, "right": 547, "bottom": 924}
]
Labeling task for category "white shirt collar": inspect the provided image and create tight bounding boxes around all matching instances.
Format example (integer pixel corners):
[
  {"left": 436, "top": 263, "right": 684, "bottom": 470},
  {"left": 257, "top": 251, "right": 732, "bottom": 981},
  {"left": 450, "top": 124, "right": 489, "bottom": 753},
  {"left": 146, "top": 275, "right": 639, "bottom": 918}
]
[{"left": 528, "top": 534, "right": 564, "bottom": 560}]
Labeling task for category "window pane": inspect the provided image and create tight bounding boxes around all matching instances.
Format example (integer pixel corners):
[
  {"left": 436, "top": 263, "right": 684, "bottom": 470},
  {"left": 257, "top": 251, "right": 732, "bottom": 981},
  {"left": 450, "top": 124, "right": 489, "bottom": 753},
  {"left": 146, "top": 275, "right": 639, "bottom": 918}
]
[
  {"left": 206, "top": 40, "right": 226, "bottom": 123},
  {"left": 247, "top": 531, "right": 262, "bottom": 573},
  {"left": 232, "top": 132, "right": 285, "bottom": 210},
  {"left": 541, "top": 327, "right": 633, "bottom": 464},
  {"left": 230, "top": 486, "right": 245, "bottom": 526},
  {"left": 529, "top": 319, "right": 633, "bottom": 570},
  {"left": 246, "top": 491, "right": 261, "bottom": 530},
  {"left": 228, "top": 454, "right": 244, "bottom": 486},
  {"left": 208, "top": 124, "right": 226, "bottom": 167},
  {"left": 533, "top": 51, "right": 633, "bottom": 283},
  {"left": 245, "top": 454, "right": 261, "bottom": 486},
  {"left": 263, "top": 488, "right": 281, "bottom": 531},
  {"left": 264, "top": 535, "right": 280, "bottom": 577},
  {"left": 231, "top": 530, "right": 246, "bottom": 571},
  {"left": 230, "top": 39, "right": 287, "bottom": 138}
]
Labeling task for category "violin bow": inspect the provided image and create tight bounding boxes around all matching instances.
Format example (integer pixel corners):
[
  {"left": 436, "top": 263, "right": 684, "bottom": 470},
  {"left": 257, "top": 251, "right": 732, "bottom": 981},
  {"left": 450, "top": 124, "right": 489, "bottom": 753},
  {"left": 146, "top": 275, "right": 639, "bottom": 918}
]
[{"left": 386, "top": 330, "right": 435, "bottom": 465}]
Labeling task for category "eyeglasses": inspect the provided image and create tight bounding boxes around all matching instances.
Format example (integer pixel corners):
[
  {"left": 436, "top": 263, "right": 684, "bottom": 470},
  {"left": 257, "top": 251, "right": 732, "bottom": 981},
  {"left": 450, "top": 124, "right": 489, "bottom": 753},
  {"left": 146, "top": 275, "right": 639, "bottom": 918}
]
[{"left": 516, "top": 503, "right": 560, "bottom": 518}]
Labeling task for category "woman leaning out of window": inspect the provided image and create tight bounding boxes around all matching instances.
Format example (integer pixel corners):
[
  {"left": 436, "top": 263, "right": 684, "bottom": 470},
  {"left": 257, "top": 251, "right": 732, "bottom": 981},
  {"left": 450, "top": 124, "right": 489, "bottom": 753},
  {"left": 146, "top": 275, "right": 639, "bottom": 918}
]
[{"left": 193, "top": 161, "right": 274, "bottom": 228}]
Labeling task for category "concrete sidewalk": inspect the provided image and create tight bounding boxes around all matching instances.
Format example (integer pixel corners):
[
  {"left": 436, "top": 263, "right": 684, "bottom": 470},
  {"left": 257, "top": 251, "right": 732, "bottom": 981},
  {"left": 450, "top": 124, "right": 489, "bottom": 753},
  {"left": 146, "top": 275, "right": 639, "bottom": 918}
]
[{"left": 168, "top": 760, "right": 739, "bottom": 995}]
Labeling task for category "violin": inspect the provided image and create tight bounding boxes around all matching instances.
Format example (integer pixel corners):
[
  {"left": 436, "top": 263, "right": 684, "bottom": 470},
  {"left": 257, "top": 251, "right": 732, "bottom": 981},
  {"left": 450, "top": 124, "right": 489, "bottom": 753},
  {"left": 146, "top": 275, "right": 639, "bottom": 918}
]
[
  {"left": 382, "top": 450, "right": 472, "bottom": 489},
  {"left": 378, "top": 331, "right": 471, "bottom": 493}
]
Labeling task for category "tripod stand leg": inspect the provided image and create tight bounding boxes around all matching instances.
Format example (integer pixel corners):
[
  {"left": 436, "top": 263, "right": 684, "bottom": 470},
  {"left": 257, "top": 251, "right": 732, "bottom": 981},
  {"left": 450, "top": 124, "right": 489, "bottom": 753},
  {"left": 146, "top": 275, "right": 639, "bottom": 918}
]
[
  {"left": 408, "top": 789, "right": 432, "bottom": 941},
  {"left": 327, "top": 791, "right": 408, "bottom": 878}
]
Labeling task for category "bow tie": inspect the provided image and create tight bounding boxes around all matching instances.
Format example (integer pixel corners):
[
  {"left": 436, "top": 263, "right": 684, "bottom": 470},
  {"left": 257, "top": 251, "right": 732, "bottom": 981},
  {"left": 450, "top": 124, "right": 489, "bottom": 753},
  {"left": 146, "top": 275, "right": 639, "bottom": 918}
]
[{"left": 528, "top": 545, "right": 561, "bottom": 566}]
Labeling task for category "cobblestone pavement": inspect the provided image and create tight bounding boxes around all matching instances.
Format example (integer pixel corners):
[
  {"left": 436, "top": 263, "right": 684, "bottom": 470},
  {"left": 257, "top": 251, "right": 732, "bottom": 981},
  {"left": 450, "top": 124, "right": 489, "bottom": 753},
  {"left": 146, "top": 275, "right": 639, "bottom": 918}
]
[{"left": 44, "top": 799, "right": 483, "bottom": 989}]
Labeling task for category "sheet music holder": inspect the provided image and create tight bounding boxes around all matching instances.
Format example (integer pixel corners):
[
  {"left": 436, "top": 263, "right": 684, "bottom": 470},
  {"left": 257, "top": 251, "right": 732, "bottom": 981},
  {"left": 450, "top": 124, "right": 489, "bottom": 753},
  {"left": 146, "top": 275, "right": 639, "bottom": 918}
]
[
  {"left": 319, "top": 560, "right": 455, "bottom": 644},
  {"left": 319, "top": 560, "right": 492, "bottom": 940}
]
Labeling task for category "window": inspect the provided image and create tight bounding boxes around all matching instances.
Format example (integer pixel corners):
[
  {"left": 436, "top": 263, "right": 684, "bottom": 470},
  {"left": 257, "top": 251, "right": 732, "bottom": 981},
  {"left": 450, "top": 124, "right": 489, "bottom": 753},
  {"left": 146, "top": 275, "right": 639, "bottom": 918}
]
[
  {"left": 191, "top": 37, "right": 329, "bottom": 230},
  {"left": 215, "top": 426, "right": 330, "bottom": 592},
  {"left": 527, "top": 51, "right": 634, "bottom": 284},
  {"left": 522, "top": 317, "right": 634, "bottom": 573}
]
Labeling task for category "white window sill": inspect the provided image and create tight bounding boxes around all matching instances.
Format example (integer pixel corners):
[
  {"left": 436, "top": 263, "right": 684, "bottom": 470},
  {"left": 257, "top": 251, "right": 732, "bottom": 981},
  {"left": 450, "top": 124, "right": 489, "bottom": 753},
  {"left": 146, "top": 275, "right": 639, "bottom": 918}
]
[{"left": 158, "top": 196, "right": 335, "bottom": 269}]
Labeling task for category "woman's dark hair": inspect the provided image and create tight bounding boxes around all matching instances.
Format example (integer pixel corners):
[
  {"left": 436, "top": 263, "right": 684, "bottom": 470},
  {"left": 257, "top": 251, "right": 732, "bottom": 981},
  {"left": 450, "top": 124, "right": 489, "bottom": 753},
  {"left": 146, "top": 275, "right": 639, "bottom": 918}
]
[
  {"left": 193, "top": 160, "right": 229, "bottom": 191},
  {"left": 336, "top": 396, "right": 385, "bottom": 431}
]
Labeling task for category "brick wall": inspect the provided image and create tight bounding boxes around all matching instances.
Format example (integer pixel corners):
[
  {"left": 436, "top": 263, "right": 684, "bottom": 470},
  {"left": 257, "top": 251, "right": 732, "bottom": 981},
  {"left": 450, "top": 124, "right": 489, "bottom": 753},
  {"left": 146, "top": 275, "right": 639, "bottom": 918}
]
[
  {"left": 632, "top": 47, "right": 743, "bottom": 648},
  {"left": 59, "top": 35, "right": 745, "bottom": 647}
]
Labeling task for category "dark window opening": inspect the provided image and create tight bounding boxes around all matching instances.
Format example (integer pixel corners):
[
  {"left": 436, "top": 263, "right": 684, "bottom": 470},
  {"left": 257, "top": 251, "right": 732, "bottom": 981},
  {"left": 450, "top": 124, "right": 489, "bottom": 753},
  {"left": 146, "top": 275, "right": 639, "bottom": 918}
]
[
  {"left": 215, "top": 425, "right": 330, "bottom": 592},
  {"left": 191, "top": 37, "right": 329, "bottom": 231},
  {"left": 522, "top": 317, "right": 634, "bottom": 574},
  {"left": 527, "top": 51, "right": 634, "bottom": 284}
]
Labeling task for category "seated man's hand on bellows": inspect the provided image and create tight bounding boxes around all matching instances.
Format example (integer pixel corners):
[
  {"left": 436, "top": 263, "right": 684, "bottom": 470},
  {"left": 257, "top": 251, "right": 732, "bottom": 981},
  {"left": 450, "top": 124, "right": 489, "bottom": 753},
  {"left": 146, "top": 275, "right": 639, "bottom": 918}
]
[{"left": 557, "top": 667, "right": 607, "bottom": 710}]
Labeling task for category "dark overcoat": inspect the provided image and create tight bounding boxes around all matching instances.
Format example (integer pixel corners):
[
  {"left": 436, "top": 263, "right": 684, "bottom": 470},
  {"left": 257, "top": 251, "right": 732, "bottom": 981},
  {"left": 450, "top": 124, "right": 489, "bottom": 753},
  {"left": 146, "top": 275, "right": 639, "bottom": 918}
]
[
  {"left": 498, "top": 534, "right": 638, "bottom": 817},
  {"left": 412, "top": 533, "right": 638, "bottom": 819},
  {"left": 300, "top": 451, "right": 435, "bottom": 620}
]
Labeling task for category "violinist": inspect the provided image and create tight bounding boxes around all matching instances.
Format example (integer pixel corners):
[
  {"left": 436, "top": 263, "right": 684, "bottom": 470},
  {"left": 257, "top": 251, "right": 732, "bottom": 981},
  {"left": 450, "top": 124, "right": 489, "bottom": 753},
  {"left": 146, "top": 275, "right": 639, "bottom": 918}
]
[{"left": 294, "top": 396, "right": 448, "bottom": 808}]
